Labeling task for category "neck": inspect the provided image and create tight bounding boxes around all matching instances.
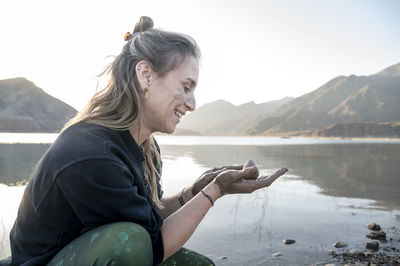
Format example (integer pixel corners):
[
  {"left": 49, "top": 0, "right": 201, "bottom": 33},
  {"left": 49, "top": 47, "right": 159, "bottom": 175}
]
[{"left": 129, "top": 119, "right": 152, "bottom": 146}]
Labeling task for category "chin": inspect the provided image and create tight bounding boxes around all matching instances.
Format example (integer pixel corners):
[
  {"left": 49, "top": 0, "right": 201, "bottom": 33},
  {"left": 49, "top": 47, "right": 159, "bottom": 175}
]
[{"left": 161, "top": 126, "right": 176, "bottom": 135}]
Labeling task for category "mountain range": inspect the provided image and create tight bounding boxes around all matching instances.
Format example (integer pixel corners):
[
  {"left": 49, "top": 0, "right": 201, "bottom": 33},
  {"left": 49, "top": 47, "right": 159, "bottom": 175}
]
[
  {"left": 1, "top": 62, "right": 399, "bottom": 137},
  {"left": 176, "top": 62, "right": 400, "bottom": 138},
  {"left": 176, "top": 97, "right": 293, "bottom": 135},
  {"left": 0, "top": 78, "right": 76, "bottom": 132}
]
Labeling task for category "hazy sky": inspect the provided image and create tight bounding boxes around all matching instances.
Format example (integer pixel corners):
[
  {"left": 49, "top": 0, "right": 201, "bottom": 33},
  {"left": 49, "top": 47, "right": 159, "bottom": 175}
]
[{"left": 1, "top": 0, "right": 399, "bottom": 110}]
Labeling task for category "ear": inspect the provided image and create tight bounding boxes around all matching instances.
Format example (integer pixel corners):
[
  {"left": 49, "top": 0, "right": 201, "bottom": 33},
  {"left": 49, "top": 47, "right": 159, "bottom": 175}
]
[{"left": 135, "top": 60, "right": 154, "bottom": 92}]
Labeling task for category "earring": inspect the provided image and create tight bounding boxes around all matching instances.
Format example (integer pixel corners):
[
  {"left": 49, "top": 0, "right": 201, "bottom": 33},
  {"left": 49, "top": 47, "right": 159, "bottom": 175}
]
[{"left": 144, "top": 88, "right": 149, "bottom": 99}]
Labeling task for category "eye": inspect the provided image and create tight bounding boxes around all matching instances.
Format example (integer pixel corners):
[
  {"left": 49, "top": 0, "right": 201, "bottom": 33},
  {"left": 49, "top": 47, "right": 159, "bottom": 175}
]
[{"left": 183, "top": 86, "right": 191, "bottom": 93}]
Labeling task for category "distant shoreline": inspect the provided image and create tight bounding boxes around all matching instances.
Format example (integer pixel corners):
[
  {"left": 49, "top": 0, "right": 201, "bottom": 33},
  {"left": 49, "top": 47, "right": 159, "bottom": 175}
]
[
  {"left": 1, "top": 132, "right": 400, "bottom": 145},
  {"left": 164, "top": 132, "right": 400, "bottom": 142}
]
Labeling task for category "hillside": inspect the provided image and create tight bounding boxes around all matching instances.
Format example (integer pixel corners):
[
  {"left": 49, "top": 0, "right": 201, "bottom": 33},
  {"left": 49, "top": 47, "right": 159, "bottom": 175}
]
[
  {"left": 176, "top": 97, "right": 293, "bottom": 135},
  {"left": 310, "top": 121, "right": 400, "bottom": 138},
  {"left": 0, "top": 78, "right": 77, "bottom": 132},
  {"left": 249, "top": 63, "right": 400, "bottom": 135}
]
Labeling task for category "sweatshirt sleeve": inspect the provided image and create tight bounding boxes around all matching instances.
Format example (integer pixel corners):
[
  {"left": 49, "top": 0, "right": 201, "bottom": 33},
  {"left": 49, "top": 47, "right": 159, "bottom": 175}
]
[{"left": 56, "top": 158, "right": 164, "bottom": 265}]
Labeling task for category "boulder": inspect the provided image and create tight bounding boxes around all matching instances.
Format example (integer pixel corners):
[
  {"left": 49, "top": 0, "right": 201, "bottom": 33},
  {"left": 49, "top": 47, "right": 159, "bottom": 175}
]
[{"left": 367, "top": 223, "right": 381, "bottom": 231}]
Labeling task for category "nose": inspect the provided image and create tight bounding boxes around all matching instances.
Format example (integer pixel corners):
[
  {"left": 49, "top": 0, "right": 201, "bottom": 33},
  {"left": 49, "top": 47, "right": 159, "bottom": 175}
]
[{"left": 184, "top": 94, "right": 196, "bottom": 111}]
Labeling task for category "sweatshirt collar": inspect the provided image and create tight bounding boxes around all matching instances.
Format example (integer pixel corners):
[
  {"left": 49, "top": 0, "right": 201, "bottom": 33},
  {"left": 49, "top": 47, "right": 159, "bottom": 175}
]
[{"left": 120, "top": 130, "right": 145, "bottom": 163}]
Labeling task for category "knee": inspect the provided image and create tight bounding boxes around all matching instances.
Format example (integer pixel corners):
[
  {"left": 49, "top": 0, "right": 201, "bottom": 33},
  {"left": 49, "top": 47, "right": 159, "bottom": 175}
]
[
  {"left": 48, "top": 222, "right": 153, "bottom": 266},
  {"left": 90, "top": 222, "right": 153, "bottom": 266}
]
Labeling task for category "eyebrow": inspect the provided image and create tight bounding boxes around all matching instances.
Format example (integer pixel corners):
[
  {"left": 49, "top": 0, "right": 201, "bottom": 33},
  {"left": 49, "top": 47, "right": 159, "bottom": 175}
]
[{"left": 185, "top": 78, "right": 197, "bottom": 87}]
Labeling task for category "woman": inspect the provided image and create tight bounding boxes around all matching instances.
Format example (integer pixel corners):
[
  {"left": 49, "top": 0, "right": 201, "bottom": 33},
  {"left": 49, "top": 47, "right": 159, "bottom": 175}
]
[{"left": 3, "top": 16, "right": 288, "bottom": 266}]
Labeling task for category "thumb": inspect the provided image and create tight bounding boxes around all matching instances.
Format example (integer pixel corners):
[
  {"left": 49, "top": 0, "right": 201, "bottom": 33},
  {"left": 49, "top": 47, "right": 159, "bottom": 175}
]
[
  {"left": 243, "top": 160, "right": 256, "bottom": 169},
  {"left": 241, "top": 166, "right": 259, "bottom": 180}
]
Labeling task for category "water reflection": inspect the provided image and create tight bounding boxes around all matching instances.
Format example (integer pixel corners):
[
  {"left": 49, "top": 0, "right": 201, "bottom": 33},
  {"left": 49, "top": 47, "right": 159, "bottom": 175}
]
[
  {"left": 161, "top": 143, "right": 400, "bottom": 210},
  {"left": 1, "top": 143, "right": 399, "bottom": 209},
  {"left": 0, "top": 144, "right": 50, "bottom": 185}
]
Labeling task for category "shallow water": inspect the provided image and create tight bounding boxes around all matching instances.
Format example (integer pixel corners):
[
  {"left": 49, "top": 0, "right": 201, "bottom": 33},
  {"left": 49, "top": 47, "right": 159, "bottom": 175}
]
[{"left": 1, "top": 135, "right": 400, "bottom": 265}]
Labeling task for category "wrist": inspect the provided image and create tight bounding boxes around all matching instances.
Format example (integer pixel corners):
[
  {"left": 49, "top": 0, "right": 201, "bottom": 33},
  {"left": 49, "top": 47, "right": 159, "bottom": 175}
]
[
  {"left": 202, "top": 182, "right": 221, "bottom": 202},
  {"left": 186, "top": 185, "right": 195, "bottom": 198},
  {"left": 183, "top": 186, "right": 194, "bottom": 202},
  {"left": 178, "top": 186, "right": 194, "bottom": 206}
]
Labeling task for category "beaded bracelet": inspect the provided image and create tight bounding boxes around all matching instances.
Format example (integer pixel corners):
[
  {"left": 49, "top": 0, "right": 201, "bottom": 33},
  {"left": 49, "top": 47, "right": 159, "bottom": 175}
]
[
  {"left": 201, "top": 190, "right": 214, "bottom": 206},
  {"left": 178, "top": 188, "right": 185, "bottom": 206}
]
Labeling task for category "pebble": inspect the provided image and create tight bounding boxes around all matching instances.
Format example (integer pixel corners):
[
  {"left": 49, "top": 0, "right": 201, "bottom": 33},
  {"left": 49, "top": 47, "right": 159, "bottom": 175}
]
[
  {"left": 366, "top": 231, "right": 386, "bottom": 240},
  {"left": 367, "top": 222, "right": 381, "bottom": 231},
  {"left": 283, "top": 239, "right": 296, "bottom": 245},
  {"left": 312, "top": 263, "right": 337, "bottom": 266},
  {"left": 272, "top": 252, "right": 283, "bottom": 258},
  {"left": 334, "top": 252, "right": 400, "bottom": 265},
  {"left": 365, "top": 241, "right": 379, "bottom": 251},
  {"left": 333, "top": 241, "right": 348, "bottom": 248},
  {"left": 348, "top": 249, "right": 362, "bottom": 256},
  {"left": 219, "top": 256, "right": 227, "bottom": 260}
]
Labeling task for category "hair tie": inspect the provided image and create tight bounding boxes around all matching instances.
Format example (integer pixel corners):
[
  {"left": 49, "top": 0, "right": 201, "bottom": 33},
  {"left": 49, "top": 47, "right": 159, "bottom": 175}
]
[
  {"left": 124, "top": 32, "right": 132, "bottom": 41},
  {"left": 124, "top": 31, "right": 140, "bottom": 41}
]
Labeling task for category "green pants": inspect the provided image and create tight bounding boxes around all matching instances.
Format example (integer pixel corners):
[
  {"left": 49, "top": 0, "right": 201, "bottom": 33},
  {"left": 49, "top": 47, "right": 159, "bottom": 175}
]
[{"left": 47, "top": 222, "right": 215, "bottom": 266}]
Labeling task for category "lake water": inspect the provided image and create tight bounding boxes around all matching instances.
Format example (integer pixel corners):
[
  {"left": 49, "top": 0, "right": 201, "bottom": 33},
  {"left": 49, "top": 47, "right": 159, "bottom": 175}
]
[{"left": 1, "top": 134, "right": 400, "bottom": 265}]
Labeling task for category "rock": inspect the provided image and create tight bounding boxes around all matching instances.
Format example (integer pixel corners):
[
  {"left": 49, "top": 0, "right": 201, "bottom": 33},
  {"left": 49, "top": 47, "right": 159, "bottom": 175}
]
[
  {"left": 366, "top": 231, "right": 386, "bottom": 240},
  {"left": 367, "top": 222, "right": 381, "bottom": 231},
  {"left": 283, "top": 239, "right": 296, "bottom": 245},
  {"left": 328, "top": 250, "right": 336, "bottom": 255},
  {"left": 272, "top": 252, "right": 283, "bottom": 258},
  {"left": 333, "top": 241, "right": 348, "bottom": 248},
  {"left": 348, "top": 248, "right": 362, "bottom": 256},
  {"left": 219, "top": 256, "right": 228, "bottom": 260},
  {"left": 365, "top": 241, "right": 379, "bottom": 251}
]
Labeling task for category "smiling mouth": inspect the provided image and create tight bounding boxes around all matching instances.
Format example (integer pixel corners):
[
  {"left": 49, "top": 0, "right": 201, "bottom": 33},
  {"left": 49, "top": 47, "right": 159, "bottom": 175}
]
[{"left": 174, "top": 111, "right": 184, "bottom": 119}]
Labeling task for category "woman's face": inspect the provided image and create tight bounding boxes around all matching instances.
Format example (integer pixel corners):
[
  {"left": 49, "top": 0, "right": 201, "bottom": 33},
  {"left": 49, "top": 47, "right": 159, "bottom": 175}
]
[{"left": 142, "top": 56, "right": 199, "bottom": 134}]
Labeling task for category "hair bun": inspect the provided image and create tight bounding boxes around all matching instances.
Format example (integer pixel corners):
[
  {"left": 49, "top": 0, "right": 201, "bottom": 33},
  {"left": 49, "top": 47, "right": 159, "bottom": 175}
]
[{"left": 133, "top": 16, "right": 154, "bottom": 34}]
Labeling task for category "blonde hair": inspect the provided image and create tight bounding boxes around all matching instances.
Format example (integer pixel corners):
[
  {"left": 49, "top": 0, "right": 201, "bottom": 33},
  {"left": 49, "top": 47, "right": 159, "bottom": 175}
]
[{"left": 62, "top": 16, "right": 200, "bottom": 208}]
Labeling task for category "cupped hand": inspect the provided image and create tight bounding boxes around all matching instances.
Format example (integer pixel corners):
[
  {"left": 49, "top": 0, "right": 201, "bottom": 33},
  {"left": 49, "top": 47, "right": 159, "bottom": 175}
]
[
  {"left": 190, "top": 164, "right": 244, "bottom": 196},
  {"left": 213, "top": 160, "right": 288, "bottom": 196}
]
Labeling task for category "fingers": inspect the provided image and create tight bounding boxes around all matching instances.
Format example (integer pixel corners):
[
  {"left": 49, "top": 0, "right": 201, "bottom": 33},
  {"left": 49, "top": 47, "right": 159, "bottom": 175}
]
[
  {"left": 214, "top": 167, "right": 288, "bottom": 195},
  {"left": 201, "top": 166, "right": 244, "bottom": 188},
  {"left": 243, "top": 166, "right": 259, "bottom": 179},
  {"left": 220, "top": 165, "right": 243, "bottom": 171},
  {"left": 205, "top": 169, "right": 225, "bottom": 180},
  {"left": 208, "top": 165, "right": 243, "bottom": 173},
  {"left": 255, "top": 168, "right": 288, "bottom": 188},
  {"left": 225, "top": 166, "right": 259, "bottom": 180},
  {"left": 230, "top": 165, "right": 244, "bottom": 171}
]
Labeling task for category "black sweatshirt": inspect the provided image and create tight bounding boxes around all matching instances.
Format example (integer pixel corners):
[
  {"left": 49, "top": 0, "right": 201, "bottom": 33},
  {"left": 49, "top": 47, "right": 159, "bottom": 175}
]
[{"left": 9, "top": 123, "right": 164, "bottom": 265}]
